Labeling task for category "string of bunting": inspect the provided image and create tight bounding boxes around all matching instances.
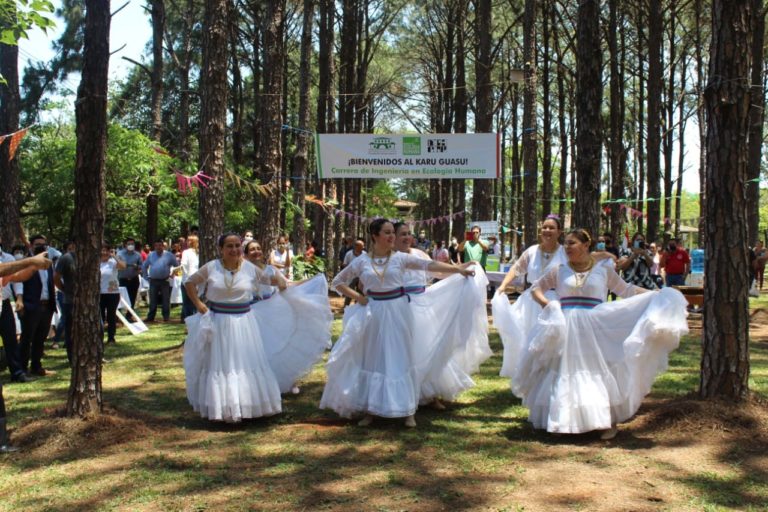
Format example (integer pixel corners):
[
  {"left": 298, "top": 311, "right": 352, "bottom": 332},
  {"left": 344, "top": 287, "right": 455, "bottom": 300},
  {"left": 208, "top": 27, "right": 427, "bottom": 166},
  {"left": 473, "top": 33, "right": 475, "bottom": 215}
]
[
  {"left": 305, "top": 194, "right": 465, "bottom": 226},
  {"left": 224, "top": 168, "right": 279, "bottom": 197},
  {"left": 0, "top": 125, "right": 33, "bottom": 162}
]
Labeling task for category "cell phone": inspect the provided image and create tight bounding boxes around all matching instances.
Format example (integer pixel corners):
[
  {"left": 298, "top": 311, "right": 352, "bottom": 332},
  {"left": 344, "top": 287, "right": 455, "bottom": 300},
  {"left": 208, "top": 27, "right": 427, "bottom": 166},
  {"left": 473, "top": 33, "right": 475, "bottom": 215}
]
[{"left": 465, "top": 231, "right": 474, "bottom": 241}]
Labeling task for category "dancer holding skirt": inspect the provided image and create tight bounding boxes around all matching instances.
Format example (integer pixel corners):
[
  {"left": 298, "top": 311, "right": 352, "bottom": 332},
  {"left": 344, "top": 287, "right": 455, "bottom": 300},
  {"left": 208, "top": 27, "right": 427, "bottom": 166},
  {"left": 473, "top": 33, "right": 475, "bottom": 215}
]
[{"left": 320, "top": 219, "right": 476, "bottom": 428}]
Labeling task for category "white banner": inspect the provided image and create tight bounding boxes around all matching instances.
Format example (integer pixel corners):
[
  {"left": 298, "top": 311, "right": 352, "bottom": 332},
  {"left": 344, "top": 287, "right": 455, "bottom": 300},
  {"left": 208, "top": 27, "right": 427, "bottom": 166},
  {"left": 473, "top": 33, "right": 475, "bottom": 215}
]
[{"left": 315, "top": 133, "right": 500, "bottom": 179}]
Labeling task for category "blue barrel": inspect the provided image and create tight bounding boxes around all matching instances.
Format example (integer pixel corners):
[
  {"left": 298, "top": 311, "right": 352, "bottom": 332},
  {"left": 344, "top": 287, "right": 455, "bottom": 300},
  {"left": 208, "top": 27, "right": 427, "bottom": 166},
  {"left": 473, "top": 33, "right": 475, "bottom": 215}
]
[{"left": 691, "top": 248, "right": 704, "bottom": 274}]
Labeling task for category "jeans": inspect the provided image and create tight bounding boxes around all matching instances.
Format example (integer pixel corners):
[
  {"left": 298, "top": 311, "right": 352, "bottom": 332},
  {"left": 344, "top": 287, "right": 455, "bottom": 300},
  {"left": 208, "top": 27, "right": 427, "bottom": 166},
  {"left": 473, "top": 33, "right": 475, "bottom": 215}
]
[
  {"left": 100, "top": 293, "right": 120, "bottom": 342},
  {"left": 666, "top": 273, "right": 686, "bottom": 287},
  {"left": 119, "top": 276, "right": 140, "bottom": 316},
  {"left": 53, "top": 291, "right": 65, "bottom": 342},
  {"left": 147, "top": 278, "right": 171, "bottom": 321},
  {"left": 180, "top": 284, "right": 196, "bottom": 321},
  {"left": 62, "top": 302, "right": 73, "bottom": 365},
  {"left": 19, "top": 303, "right": 54, "bottom": 372}
]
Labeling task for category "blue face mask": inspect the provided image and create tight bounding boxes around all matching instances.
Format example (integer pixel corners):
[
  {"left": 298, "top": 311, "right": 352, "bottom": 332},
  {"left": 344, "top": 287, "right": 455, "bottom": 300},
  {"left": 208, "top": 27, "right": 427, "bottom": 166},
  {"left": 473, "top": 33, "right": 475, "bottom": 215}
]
[{"left": 596, "top": 242, "right": 606, "bottom": 251}]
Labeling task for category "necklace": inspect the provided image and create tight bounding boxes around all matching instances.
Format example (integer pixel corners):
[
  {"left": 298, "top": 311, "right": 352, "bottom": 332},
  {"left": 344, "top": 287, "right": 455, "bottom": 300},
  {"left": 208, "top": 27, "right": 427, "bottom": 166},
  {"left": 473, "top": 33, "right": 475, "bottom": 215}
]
[
  {"left": 222, "top": 259, "right": 242, "bottom": 289},
  {"left": 569, "top": 259, "right": 594, "bottom": 288},
  {"left": 370, "top": 251, "right": 391, "bottom": 282},
  {"left": 540, "top": 245, "right": 558, "bottom": 264}
]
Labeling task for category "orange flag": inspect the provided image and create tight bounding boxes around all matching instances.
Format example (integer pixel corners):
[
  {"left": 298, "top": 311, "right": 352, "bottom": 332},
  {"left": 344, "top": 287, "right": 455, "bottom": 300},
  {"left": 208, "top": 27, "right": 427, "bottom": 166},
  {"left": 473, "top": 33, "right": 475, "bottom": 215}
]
[{"left": 6, "top": 127, "right": 28, "bottom": 161}]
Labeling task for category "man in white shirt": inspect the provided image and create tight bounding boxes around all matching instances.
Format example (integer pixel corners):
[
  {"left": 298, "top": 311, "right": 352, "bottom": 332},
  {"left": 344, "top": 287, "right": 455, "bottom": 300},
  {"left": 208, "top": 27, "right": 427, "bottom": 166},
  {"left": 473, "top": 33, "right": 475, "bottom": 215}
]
[
  {"left": 342, "top": 239, "right": 366, "bottom": 307},
  {"left": 0, "top": 238, "right": 27, "bottom": 382}
]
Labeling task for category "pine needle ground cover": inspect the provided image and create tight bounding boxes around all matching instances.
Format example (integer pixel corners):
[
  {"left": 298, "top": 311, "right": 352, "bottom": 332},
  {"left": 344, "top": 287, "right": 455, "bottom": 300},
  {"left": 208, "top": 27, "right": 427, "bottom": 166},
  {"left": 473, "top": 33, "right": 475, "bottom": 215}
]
[{"left": 0, "top": 299, "right": 766, "bottom": 512}]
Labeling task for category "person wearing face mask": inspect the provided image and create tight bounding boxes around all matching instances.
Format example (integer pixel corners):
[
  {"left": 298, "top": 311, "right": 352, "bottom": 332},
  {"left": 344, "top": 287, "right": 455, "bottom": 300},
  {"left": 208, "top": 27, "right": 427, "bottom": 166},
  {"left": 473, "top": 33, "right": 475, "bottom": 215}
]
[
  {"left": 16, "top": 235, "right": 57, "bottom": 377},
  {"left": 616, "top": 232, "right": 657, "bottom": 290},
  {"left": 0, "top": 238, "right": 28, "bottom": 382},
  {"left": 660, "top": 238, "right": 690, "bottom": 287},
  {"left": 118, "top": 238, "right": 143, "bottom": 317},
  {"left": 269, "top": 235, "right": 293, "bottom": 280}
]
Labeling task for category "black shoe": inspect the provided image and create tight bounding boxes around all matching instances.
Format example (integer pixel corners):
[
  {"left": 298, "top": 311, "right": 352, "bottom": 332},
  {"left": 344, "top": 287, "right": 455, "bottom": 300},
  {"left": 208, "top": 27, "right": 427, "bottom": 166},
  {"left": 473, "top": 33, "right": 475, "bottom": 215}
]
[
  {"left": 144, "top": 317, "right": 155, "bottom": 323},
  {"left": 106, "top": 338, "right": 116, "bottom": 344},
  {"left": 0, "top": 418, "right": 19, "bottom": 453},
  {"left": 10, "top": 373, "right": 31, "bottom": 383}
]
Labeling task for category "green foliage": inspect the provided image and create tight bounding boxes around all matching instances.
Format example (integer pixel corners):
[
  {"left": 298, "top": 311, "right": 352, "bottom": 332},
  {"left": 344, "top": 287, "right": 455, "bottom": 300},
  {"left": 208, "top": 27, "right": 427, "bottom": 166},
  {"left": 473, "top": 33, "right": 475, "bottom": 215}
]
[
  {"left": 0, "top": 0, "right": 55, "bottom": 45},
  {"left": 365, "top": 180, "right": 399, "bottom": 219},
  {"left": 291, "top": 255, "right": 326, "bottom": 280}
]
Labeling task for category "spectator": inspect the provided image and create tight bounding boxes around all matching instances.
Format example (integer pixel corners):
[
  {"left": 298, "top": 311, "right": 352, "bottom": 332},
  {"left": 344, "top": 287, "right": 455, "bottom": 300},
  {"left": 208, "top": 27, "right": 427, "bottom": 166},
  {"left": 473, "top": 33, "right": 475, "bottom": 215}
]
[
  {"left": 0, "top": 236, "right": 26, "bottom": 382},
  {"left": 339, "top": 236, "right": 354, "bottom": 264},
  {"left": 269, "top": 234, "right": 294, "bottom": 280},
  {"left": 141, "top": 238, "right": 179, "bottom": 322},
  {"left": 488, "top": 235, "right": 501, "bottom": 257},
  {"left": 54, "top": 242, "right": 76, "bottom": 364},
  {"left": 458, "top": 225, "right": 488, "bottom": 269},
  {"left": 432, "top": 240, "right": 450, "bottom": 263},
  {"left": 602, "top": 232, "right": 621, "bottom": 259},
  {"left": 616, "top": 232, "right": 657, "bottom": 290},
  {"left": 243, "top": 230, "right": 254, "bottom": 245},
  {"left": 660, "top": 237, "right": 690, "bottom": 287},
  {"left": 117, "top": 238, "right": 142, "bottom": 319},
  {"left": 180, "top": 235, "right": 199, "bottom": 321},
  {"left": 305, "top": 240, "right": 318, "bottom": 263},
  {"left": 100, "top": 244, "right": 126, "bottom": 344},
  {"left": 649, "top": 242, "right": 663, "bottom": 288},
  {"left": 415, "top": 230, "right": 431, "bottom": 252},
  {"left": 342, "top": 239, "right": 366, "bottom": 307},
  {"left": 754, "top": 240, "right": 768, "bottom": 290},
  {"left": 16, "top": 235, "right": 56, "bottom": 377},
  {"left": 51, "top": 240, "right": 75, "bottom": 348},
  {"left": 140, "top": 243, "right": 151, "bottom": 262},
  {"left": 448, "top": 237, "right": 460, "bottom": 264}
]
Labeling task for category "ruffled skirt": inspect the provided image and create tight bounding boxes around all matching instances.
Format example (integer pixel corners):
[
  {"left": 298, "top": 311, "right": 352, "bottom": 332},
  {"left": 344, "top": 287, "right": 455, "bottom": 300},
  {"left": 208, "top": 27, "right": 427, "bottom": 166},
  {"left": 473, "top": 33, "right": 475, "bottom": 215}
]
[
  {"left": 184, "top": 311, "right": 282, "bottom": 422},
  {"left": 251, "top": 275, "right": 333, "bottom": 393},
  {"left": 515, "top": 287, "right": 688, "bottom": 433},
  {"left": 320, "top": 296, "right": 419, "bottom": 418},
  {"left": 412, "top": 268, "right": 491, "bottom": 403}
]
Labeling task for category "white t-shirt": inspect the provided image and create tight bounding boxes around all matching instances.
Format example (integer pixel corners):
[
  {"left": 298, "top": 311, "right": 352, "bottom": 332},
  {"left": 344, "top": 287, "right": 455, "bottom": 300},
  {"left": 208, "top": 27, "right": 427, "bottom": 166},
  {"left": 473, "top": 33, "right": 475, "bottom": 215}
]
[
  {"left": 343, "top": 249, "right": 366, "bottom": 267},
  {"left": 100, "top": 258, "right": 120, "bottom": 294},
  {"left": 181, "top": 248, "right": 200, "bottom": 283}
]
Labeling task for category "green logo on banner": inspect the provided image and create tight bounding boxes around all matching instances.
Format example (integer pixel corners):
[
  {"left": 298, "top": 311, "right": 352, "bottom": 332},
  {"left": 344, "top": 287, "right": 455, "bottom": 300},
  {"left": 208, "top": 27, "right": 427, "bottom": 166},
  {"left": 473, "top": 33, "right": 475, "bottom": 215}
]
[{"left": 402, "top": 136, "right": 421, "bottom": 155}]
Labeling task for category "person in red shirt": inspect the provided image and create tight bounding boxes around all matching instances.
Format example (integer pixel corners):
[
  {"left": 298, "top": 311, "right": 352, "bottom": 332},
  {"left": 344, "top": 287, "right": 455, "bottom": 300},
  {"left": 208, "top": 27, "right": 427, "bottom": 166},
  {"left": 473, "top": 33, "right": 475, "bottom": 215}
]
[{"left": 660, "top": 238, "right": 690, "bottom": 287}]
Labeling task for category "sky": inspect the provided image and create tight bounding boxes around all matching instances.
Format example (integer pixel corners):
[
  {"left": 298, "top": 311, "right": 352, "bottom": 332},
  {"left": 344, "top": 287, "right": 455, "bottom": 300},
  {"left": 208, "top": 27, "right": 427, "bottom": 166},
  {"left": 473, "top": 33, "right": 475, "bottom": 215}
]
[{"left": 18, "top": 1, "right": 703, "bottom": 194}]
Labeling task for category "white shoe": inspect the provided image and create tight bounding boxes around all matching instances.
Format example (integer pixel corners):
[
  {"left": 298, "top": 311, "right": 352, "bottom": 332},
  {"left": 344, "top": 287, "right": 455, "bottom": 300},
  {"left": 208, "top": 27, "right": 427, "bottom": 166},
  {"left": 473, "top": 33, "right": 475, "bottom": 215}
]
[
  {"left": 404, "top": 415, "right": 417, "bottom": 428},
  {"left": 357, "top": 415, "right": 374, "bottom": 427}
]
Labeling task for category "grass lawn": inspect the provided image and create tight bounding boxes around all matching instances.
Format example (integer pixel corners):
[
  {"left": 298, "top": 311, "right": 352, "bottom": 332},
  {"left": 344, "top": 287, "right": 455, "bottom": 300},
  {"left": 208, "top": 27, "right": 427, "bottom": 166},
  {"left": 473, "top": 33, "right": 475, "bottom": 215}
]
[{"left": 0, "top": 297, "right": 766, "bottom": 512}]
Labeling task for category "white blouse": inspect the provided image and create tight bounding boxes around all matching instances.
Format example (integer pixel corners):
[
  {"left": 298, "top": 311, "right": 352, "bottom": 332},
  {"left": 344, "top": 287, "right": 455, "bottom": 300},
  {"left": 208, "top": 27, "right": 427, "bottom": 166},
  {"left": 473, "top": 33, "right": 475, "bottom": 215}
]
[
  {"left": 187, "top": 259, "right": 268, "bottom": 304},
  {"left": 532, "top": 259, "right": 640, "bottom": 300},
  {"left": 331, "top": 251, "right": 431, "bottom": 294},
  {"left": 512, "top": 244, "right": 567, "bottom": 284}
]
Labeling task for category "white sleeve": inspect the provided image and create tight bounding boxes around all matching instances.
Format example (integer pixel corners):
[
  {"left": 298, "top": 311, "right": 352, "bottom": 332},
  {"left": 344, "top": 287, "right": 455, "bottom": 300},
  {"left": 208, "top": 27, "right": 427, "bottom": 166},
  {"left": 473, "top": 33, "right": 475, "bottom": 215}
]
[
  {"left": 605, "top": 261, "right": 641, "bottom": 298},
  {"left": 403, "top": 252, "right": 431, "bottom": 271},
  {"left": 186, "top": 260, "right": 211, "bottom": 287},
  {"left": 331, "top": 256, "right": 362, "bottom": 294},
  {"left": 511, "top": 246, "right": 534, "bottom": 277},
  {"left": 531, "top": 264, "right": 559, "bottom": 293}
]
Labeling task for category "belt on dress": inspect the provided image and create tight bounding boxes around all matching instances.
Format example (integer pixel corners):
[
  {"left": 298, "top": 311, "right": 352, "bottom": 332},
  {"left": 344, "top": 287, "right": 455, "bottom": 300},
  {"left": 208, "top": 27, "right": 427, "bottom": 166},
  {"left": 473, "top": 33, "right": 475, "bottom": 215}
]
[
  {"left": 367, "top": 287, "right": 412, "bottom": 301},
  {"left": 207, "top": 301, "right": 252, "bottom": 314},
  {"left": 250, "top": 293, "right": 273, "bottom": 304},
  {"left": 403, "top": 285, "right": 426, "bottom": 295},
  {"left": 560, "top": 296, "right": 602, "bottom": 310}
]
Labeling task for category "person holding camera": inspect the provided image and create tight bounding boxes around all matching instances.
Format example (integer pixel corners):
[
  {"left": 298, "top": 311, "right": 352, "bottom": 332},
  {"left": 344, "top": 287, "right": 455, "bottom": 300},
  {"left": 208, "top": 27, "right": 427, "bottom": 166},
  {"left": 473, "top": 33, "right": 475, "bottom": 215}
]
[{"left": 617, "top": 232, "right": 657, "bottom": 290}]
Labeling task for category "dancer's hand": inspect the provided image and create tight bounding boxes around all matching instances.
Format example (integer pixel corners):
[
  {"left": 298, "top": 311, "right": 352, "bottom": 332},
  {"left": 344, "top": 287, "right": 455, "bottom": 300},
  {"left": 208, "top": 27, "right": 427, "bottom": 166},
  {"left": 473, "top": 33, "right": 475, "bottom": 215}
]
[
  {"left": 357, "top": 295, "right": 369, "bottom": 306},
  {"left": 197, "top": 304, "right": 209, "bottom": 315}
]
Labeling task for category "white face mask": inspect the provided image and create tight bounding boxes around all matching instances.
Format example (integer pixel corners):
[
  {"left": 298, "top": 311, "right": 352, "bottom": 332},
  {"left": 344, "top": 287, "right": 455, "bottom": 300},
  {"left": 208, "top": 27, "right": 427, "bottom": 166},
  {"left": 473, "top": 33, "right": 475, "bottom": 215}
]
[
  {"left": 13, "top": 253, "right": 23, "bottom": 260},
  {"left": 126, "top": 244, "right": 135, "bottom": 251},
  {"left": 244, "top": 236, "right": 253, "bottom": 243}
]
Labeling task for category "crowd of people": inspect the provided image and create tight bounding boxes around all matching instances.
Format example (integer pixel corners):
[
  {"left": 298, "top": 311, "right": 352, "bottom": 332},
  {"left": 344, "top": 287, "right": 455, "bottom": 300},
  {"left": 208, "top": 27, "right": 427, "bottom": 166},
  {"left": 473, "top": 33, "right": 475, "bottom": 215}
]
[{"left": 6, "top": 214, "right": 746, "bottom": 450}]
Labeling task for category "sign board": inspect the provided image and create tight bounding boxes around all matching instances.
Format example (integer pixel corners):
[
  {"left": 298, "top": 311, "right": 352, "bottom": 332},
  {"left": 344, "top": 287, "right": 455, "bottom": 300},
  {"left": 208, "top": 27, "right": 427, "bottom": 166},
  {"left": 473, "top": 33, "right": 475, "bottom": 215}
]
[{"left": 315, "top": 133, "right": 500, "bottom": 179}]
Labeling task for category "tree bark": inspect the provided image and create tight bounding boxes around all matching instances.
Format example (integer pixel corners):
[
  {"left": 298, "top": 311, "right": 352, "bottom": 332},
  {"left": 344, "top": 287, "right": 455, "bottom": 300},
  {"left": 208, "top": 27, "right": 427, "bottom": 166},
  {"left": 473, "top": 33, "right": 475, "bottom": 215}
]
[
  {"left": 472, "top": 0, "right": 493, "bottom": 224},
  {"left": 0, "top": 10, "right": 22, "bottom": 248},
  {"left": 452, "top": 0, "right": 468, "bottom": 240},
  {"left": 67, "top": 0, "right": 111, "bottom": 417},
  {"left": 292, "top": 0, "right": 315, "bottom": 255},
  {"left": 646, "top": 0, "right": 663, "bottom": 242},
  {"left": 522, "top": 0, "right": 538, "bottom": 246},
  {"left": 573, "top": 0, "right": 602, "bottom": 238},
  {"left": 146, "top": 0, "right": 165, "bottom": 246},
  {"left": 608, "top": 0, "right": 626, "bottom": 243},
  {"left": 197, "top": 0, "right": 229, "bottom": 265},
  {"left": 700, "top": 0, "right": 752, "bottom": 401},
  {"left": 746, "top": 0, "right": 765, "bottom": 244},
  {"left": 258, "top": 0, "right": 286, "bottom": 250}
]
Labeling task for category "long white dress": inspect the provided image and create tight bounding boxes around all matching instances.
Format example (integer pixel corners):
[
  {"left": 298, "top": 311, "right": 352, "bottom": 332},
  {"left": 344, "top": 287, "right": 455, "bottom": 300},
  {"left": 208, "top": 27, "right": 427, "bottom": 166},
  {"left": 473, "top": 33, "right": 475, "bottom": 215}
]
[
  {"left": 518, "top": 259, "right": 688, "bottom": 433},
  {"left": 183, "top": 260, "right": 282, "bottom": 422},
  {"left": 250, "top": 265, "right": 333, "bottom": 393},
  {"left": 492, "top": 244, "right": 567, "bottom": 378},
  {"left": 401, "top": 250, "right": 491, "bottom": 403},
  {"left": 320, "top": 251, "right": 431, "bottom": 418}
]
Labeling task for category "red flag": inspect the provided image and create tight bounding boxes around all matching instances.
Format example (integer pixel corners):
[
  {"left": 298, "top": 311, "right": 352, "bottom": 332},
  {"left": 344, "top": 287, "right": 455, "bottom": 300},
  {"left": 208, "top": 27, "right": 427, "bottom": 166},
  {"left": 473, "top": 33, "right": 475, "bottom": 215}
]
[{"left": 7, "top": 127, "right": 28, "bottom": 161}]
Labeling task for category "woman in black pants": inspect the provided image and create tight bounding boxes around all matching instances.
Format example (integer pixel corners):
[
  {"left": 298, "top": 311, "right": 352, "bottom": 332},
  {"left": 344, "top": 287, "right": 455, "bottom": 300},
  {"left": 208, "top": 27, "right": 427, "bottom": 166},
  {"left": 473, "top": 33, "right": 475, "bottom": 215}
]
[{"left": 100, "top": 244, "right": 126, "bottom": 344}]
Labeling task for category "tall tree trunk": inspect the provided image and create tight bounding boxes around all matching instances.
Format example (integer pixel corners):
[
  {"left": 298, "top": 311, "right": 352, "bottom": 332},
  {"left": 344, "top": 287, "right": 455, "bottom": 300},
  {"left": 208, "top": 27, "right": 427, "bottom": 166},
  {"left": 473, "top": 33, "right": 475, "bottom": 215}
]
[
  {"left": 553, "top": 3, "right": 567, "bottom": 222},
  {"left": 258, "top": 0, "right": 285, "bottom": 250},
  {"left": 452, "top": 0, "right": 468, "bottom": 240},
  {"left": 701, "top": 0, "right": 752, "bottom": 401},
  {"left": 646, "top": 0, "right": 663, "bottom": 242},
  {"left": 0, "top": 11, "right": 22, "bottom": 247},
  {"left": 197, "top": 0, "right": 229, "bottom": 264},
  {"left": 608, "top": 0, "right": 626, "bottom": 243},
  {"left": 472, "top": 0, "right": 493, "bottom": 223},
  {"left": 695, "top": 0, "right": 708, "bottom": 245},
  {"left": 540, "top": 0, "right": 552, "bottom": 219},
  {"left": 146, "top": 0, "right": 165, "bottom": 246},
  {"left": 636, "top": 6, "right": 646, "bottom": 234},
  {"left": 510, "top": 83, "right": 521, "bottom": 243},
  {"left": 747, "top": 0, "right": 765, "bottom": 244},
  {"left": 67, "top": 0, "right": 110, "bottom": 417},
  {"left": 573, "top": 0, "right": 602, "bottom": 237},
  {"left": 675, "top": 50, "right": 688, "bottom": 237},
  {"left": 662, "top": 4, "right": 677, "bottom": 234},
  {"left": 230, "top": 10, "right": 245, "bottom": 166},
  {"left": 292, "top": 0, "right": 314, "bottom": 255},
  {"left": 522, "top": 0, "right": 538, "bottom": 245}
]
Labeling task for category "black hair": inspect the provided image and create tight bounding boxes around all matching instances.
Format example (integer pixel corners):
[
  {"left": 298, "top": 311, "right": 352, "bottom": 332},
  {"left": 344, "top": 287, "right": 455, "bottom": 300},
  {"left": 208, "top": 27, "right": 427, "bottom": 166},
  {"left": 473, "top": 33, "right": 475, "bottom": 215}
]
[
  {"left": 124, "top": 237, "right": 135, "bottom": 244},
  {"left": 567, "top": 228, "right": 593, "bottom": 247},
  {"left": 392, "top": 221, "right": 408, "bottom": 234},
  {"left": 542, "top": 215, "right": 562, "bottom": 231},
  {"left": 368, "top": 218, "right": 391, "bottom": 237},
  {"left": 243, "top": 240, "right": 260, "bottom": 254},
  {"left": 471, "top": 225, "right": 482, "bottom": 232},
  {"left": 29, "top": 234, "right": 46, "bottom": 245},
  {"left": 154, "top": 237, "right": 165, "bottom": 245},
  {"left": 217, "top": 232, "right": 241, "bottom": 248}
]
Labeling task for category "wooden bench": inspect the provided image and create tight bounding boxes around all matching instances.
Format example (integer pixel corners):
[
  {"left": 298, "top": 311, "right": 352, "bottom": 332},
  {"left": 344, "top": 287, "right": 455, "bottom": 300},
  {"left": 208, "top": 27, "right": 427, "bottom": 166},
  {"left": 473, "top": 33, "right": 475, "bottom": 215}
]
[{"left": 674, "top": 285, "right": 704, "bottom": 310}]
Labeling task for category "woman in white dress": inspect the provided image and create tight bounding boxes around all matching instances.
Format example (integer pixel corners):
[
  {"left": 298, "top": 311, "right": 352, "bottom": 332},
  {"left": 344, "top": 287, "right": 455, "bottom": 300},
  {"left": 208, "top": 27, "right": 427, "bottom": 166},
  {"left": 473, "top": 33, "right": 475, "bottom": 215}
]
[
  {"left": 268, "top": 235, "right": 293, "bottom": 280},
  {"left": 320, "top": 219, "right": 476, "bottom": 428},
  {"left": 393, "top": 222, "right": 490, "bottom": 410},
  {"left": 183, "top": 233, "right": 282, "bottom": 422},
  {"left": 493, "top": 216, "right": 616, "bottom": 379},
  {"left": 244, "top": 240, "right": 332, "bottom": 395},
  {"left": 521, "top": 229, "right": 688, "bottom": 439}
]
